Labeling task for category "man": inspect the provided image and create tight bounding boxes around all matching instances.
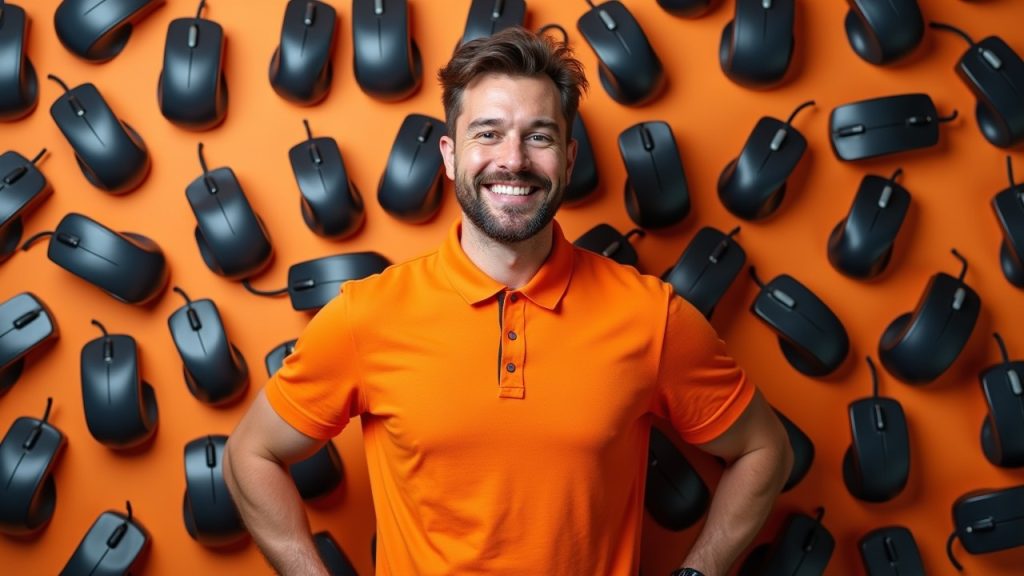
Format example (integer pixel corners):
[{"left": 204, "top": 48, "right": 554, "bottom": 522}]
[{"left": 224, "top": 27, "right": 792, "bottom": 576}]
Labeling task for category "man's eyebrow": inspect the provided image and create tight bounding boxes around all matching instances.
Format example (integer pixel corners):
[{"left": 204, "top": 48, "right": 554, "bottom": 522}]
[
  {"left": 464, "top": 118, "right": 563, "bottom": 134},
  {"left": 466, "top": 118, "right": 504, "bottom": 133},
  {"left": 527, "top": 119, "right": 561, "bottom": 134}
]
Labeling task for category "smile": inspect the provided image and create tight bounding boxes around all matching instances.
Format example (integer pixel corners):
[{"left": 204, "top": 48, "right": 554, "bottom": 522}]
[{"left": 486, "top": 184, "right": 536, "bottom": 196}]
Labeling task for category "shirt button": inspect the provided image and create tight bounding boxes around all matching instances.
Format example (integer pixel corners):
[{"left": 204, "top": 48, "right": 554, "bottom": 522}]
[
  {"left": 506, "top": 362, "right": 516, "bottom": 373},
  {"left": 509, "top": 294, "right": 519, "bottom": 303},
  {"left": 508, "top": 331, "right": 517, "bottom": 340}
]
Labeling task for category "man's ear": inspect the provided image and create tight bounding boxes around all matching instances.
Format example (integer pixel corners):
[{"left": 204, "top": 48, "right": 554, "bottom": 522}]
[{"left": 439, "top": 135, "right": 456, "bottom": 180}]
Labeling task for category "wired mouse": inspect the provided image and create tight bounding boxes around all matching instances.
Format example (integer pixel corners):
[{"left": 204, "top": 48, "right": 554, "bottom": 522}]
[
  {"left": 0, "top": 397, "right": 65, "bottom": 536},
  {"left": 619, "top": 121, "right": 690, "bottom": 229},
  {"left": 844, "top": 0, "right": 924, "bottom": 65},
  {"left": 577, "top": 0, "right": 664, "bottom": 106},
  {"left": 314, "top": 531, "right": 359, "bottom": 576},
  {"left": 0, "top": 292, "right": 57, "bottom": 396},
  {"left": 565, "top": 112, "right": 599, "bottom": 205},
  {"left": 657, "top": 0, "right": 717, "bottom": 18},
  {"left": 878, "top": 249, "right": 980, "bottom": 384},
  {"left": 827, "top": 167, "right": 911, "bottom": 280},
  {"left": 379, "top": 113, "right": 445, "bottom": 223},
  {"left": 718, "top": 0, "right": 795, "bottom": 89},
  {"left": 269, "top": 0, "right": 337, "bottom": 105},
  {"left": 859, "top": 525, "right": 925, "bottom": 576},
  {"left": 931, "top": 22, "right": 1024, "bottom": 149},
  {"left": 48, "top": 74, "right": 151, "bottom": 194},
  {"left": 459, "top": 0, "right": 526, "bottom": 48},
  {"left": 0, "top": 148, "right": 51, "bottom": 263},
  {"left": 290, "top": 119, "right": 364, "bottom": 239},
  {"left": 573, "top": 224, "right": 644, "bottom": 267},
  {"left": 718, "top": 100, "right": 814, "bottom": 221},
  {"left": 265, "top": 339, "right": 297, "bottom": 376},
  {"left": 0, "top": 2, "right": 37, "bottom": 121},
  {"left": 80, "top": 319, "right": 158, "bottom": 450},
  {"left": 289, "top": 441, "right": 344, "bottom": 501},
  {"left": 352, "top": 0, "right": 422, "bottom": 101},
  {"left": 947, "top": 485, "right": 1024, "bottom": 571},
  {"left": 243, "top": 251, "right": 392, "bottom": 311},
  {"left": 748, "top": 267, "right": 850, "bottom": 377},
  {"left": 843, "top": 357, "right": 911, "bottom": 503},
  {"left": 662, "top": 226, "right": 745, "bottom": 318},
  {"left": 61, "top": 501, "right": 150, "bottom": 575},
  {"left": 829, "top": 93, "right": 958, "bottom": 161},
  {"left": 979, "top": 333, "right": 1024, "bottom": 467},
  {"left": 739, "top": 507, "right": 834, "bottom": 576},
  {"left": 158, "top": 0, "right": 227, "bottom": 130},
  {"left": 183, "top": 434, "right": 247, "bottom": 547},
  {"left": 54, "top": 0, "right": 163, "bottom": 62},
  {"left": 187, "top": 143, "right": 273, "bottom": 280},
  {"left": 991, "top": 156, "right": 1024, "bottom": 287},
  {"left": 645, "top": 427, "right": 709, "bottom": 531},
  {"left": 775, "top": 408, "right": 813, "bottom": 492},
  {"left": 168, "top": 287, "right": 248, "bottom": 406}
]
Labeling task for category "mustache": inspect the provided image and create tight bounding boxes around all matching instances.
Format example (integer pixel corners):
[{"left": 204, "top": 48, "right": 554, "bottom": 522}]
[{"left": 474, "top": 171, "right": 551, "bottom": 189}]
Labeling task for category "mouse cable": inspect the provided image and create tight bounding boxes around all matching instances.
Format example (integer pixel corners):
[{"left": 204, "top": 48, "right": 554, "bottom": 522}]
[
  {"left": 583, "top": 0, "right": 597, "bottom": 8},
  {"left": 946, "top": 530, "right": 964, "bottom": 571},
  {"left": 993, "top": 333, "right": 1011, "bottom": 364},
  {"left": 303, "top": 119, "right": 316, "bottom": 140},
  {"left": 90, "top": 319, "right": 109, "bottom": 338},
  {"left": 929, "top": 22, "right": 975, "bottom": 47},
  {"left": 866, "top": 357, "right": 879, "bottom": 398},
  {"left": 1007, "top": 155, "right": 1017, "bottom": 190},
  {"left": 785, "top": 100, "right": 815, "bottom": 126},
  {"left": 537, "top": 24, "right": 569, "bottom": 46},
  {"left": 197, "top": 142, "right": 211, "bottom": 175},
  {"left": 172, "top": 286, "right": 195, "bottom": 306},
  {"left": 195, "top": 0, "right": 206, "bottom": 19},
  {"left": 747, "top": 266, "right": 766, "bottom": 289},
  {"left": 242, "top": 279, "right": 288, "bottom": 297},
  {"left": 951, "top": 248, "right": 968, "bottom": 282},
  {"left": 29, "top": 148, "right": 46, "bottom": 165},
  {"left": 19, "top": 230, "right": 52, "bottom": 251},
  {"left": 46, "top": 74, "right": 73, "bottom": 94}
]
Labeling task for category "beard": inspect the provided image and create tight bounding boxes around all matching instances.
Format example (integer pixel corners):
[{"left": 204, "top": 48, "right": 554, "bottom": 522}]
[{"left": 454, "top": 165, "right": 564, "bottom": 244}]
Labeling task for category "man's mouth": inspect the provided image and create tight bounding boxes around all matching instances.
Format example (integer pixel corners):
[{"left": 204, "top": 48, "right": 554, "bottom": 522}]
[{"left": 486, "top": 183, "right": 536, "bottom": 196}]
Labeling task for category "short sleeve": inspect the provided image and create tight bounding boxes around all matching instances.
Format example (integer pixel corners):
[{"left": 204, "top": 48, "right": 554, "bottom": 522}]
[
  {"left": 651, "top": 293, "right": 755, "bottom": 445},
  {"left": 264, "top": 290, "right": 364, "bottom": 440}
]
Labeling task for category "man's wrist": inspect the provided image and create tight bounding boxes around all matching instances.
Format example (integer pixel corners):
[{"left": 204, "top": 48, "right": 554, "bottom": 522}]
[{"left": 670, "top": 568, "right": 705, "bottom": 576}]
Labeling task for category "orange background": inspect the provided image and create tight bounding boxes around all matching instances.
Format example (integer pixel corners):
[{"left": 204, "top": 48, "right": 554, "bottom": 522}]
[{"left": 2, "top": 0, "right": 1023, "bottom": 574}]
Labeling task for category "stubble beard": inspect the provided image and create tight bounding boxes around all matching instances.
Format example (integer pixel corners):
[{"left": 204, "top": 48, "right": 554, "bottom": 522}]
[{"left": 454, "top": 163, "right": 563, "bottom": 244}]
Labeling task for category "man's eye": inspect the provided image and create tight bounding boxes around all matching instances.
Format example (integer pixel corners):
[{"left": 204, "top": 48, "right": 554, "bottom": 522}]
[
  {"left": 528, "top": 134, "right": 553, "bottom": 143},
  {"left": 478, "top": 132, "right": 496, "bottom": 139}
]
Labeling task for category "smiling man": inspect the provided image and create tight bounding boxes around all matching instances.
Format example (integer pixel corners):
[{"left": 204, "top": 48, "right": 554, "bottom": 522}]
[{"left": 224, "top": 27, "right": 791, "bottom": 576}]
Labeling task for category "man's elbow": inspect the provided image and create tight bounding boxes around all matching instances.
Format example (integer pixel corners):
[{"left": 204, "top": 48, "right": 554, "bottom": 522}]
[{"left": 769, "top": 418, "right": 794, "bottom": 496}]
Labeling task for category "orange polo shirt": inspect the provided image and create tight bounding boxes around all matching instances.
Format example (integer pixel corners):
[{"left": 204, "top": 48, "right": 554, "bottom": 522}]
[{"left": 265, "top": 218, "right": 754, "bottom": 575}]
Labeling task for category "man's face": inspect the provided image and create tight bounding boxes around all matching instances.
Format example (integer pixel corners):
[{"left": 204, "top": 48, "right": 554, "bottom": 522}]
[{"left": 440, "top": 73, "right": 577, "bottom": 244}]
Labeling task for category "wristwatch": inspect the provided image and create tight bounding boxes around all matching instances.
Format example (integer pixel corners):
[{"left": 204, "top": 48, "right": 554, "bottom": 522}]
[{"left": 669, "top": 569, "right": 705, "bottom": 576}]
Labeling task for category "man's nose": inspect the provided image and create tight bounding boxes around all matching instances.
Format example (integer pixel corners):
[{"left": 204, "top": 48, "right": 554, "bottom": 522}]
[{"left": 496, "top": 138, "right": 530, "bottom": 172}]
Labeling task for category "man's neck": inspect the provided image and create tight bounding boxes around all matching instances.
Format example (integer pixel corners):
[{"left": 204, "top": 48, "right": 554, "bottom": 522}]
[{"left": 459, "top": 216, "right": 554, "bottom": 289}]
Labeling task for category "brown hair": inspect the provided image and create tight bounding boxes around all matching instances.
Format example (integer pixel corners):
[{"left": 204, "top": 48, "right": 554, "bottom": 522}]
[{"left": 438, "top": 27, "right": 588, "bottom": 139}]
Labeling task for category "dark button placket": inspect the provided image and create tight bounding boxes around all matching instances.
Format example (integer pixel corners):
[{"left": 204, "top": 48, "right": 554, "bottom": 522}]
[{"left": 498, "top": 291, "right": 526, "bottom": 399}]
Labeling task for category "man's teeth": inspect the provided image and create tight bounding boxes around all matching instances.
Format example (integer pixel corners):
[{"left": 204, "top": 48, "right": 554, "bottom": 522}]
[{"left": 490, "top": 184, "right": 532, "bottom": 196}]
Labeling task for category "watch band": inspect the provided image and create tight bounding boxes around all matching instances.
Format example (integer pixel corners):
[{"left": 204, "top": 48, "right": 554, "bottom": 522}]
[{"left": 669, "top": 569, "right": 705, "bottom": 576}]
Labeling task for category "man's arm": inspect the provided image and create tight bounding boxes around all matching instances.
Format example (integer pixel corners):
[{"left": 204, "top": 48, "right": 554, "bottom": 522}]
[
  {"left": 677, "top": 391, "right": 793, "bottom": 576},
  {"left": 223, "top": 390, "right": 330, "bottom": 576}
]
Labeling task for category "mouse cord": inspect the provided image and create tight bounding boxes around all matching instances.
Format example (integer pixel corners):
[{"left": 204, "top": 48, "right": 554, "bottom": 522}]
[
  {"left": 785, "top": 100, "right": 815, "bottom": 126},
  {"left": 937, "top": 109, "right": 959, "bottom": 124},
  {"left": 537, "top": 24, "right": 569, "bottom": 46},
  {"left": 929, "top": 22, "right": 974, "bottom": 47},
  {"left": 993, "top": 333, "right": 1011, "bottom": 364},
  {"left": 45, "top": 74, "right": 72, "bottom": 94},
  {"left": 888, "top": 167, "right": 903, "bottom": 184},
  {"left": 242, "top": 279, "right": 288, "bottom": 297},
  {"left": 747, "top": 266, "right": 766, "bottom": 289},
  {"left": 29, "top": 148, "right": 46, "bottom": 165},
  {"left": 197, "top": 143, "right": 211, "bottom": 175},
  {"left": 90, "top": 319, "right": 109, "bottom": 338},
  {"left": 172, "top": 286, "right": 194, "bottom": 307},
  {"left": 946, "top": 530, "right": 964, "bottom": 571},
  {"left": 19, "top": 230, "right": 52, "bottom": 251},
  {"left": 866, "top": 357, "right": 879, "bottom": 398},
  {"left": 951, "top": 248, "right": 968, "bottom": 282},
  {"left": 195, "top": 0, "right": 206, "bottom": 19},
  {"left": 622, "top": 228, "right": 645, "bottom": 243},
  {"left": 1007, "top": 155, "right": 1017, "bottom": 190},
  {"left": 583, "top": 0, "right": 596, "bottom": 8},
  {"left": 726, "top": 226, "right": 741, "bottom": 240},
  {"left": 40, "top": 396, "right": 53, "bottom": 424},
  {"left": 303, "top": 119, "right": 315, "bottom": 140}
]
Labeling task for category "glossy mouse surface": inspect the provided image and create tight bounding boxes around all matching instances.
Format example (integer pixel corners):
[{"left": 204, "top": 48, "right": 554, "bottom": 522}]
[
  {"left": 663, "top": 226, "right": 745, "bottom": 318},
  {"left": 265, "top": 339, "right": 297, "bottom": 376},
  {"left": 829, "top": 93, "right": 957, "bottom": 161},
  {"left": 859, "top": 525, "right": 925, "bottom": 576},
  {"left": 644, "top": 427, "right": 709, "bottom": 531},
  {"left": 182, "top": 435, "right": 247, "bottom": 548},
  {"left": 775, "top": 408, "right": 813, "bottom": 492},
  {"left": 287, "top": 252, "right": 392, "bottom": 311},
  {"left": 378, "top": 114, "right": 445, "bottom": 223},
  {"left": 573, "top": 224, "right": 644, "bottom": 267},
  {"left": 991, "top": 157, "right": 1024, "bottom": 287},
  {"left": 352, "top": 0, "right": 422, "bottom": 101},
  {"left": 739, "top": 508, "right": 834, "bottom": 576},
  {"left": 61, "top": 505, "right": 150, "bottom": 576},
  {"left": 168, "top": 288, "right": 248, "bottom": 406},
  {"left": 0, "top": 292, "right": 58, "bottom": 396},
  {"left": 289, "top": 441, "right": 343, "bottom": 501},
  {"left": 0, "top": 3, "right": 38, "bottom": 121},
  {"left": 657, "top": 0, "right": 716, "bottom": 18},
  {"left": 314, "top": 531, "right": 358, "bottom": 576},
  {"left": 844, "top": 0, "right": 923, "bottom": 65},
  {"left": 289, "top": 121, "right": 364, "bottom": 239},
  {"left": 827, "top": 169, "right": 911, "bottom": 280},
  {"left": 950, "top": 485, "right": 1024, "bottom": 558},
  {"left": 80, "top": 321, "right": 158, "bottom": 450},
  {"left": 49, "top": 79, "right": 150, "bottom": 194},
  {"left": 459, "top": 0, "right": 525, "bottom": 47},
  {"left": 270, "top": 0, "right": 337, "bottom": 105},
  {"left": 979, "top": 333, "right": 1024, "bottom": 467},
  {"left": 54, "top": 0, "right": 164, "bottom": 62},
  {"left": 0, "top": 399, "right": 66, "bottom": 536},
  {"left": 564, "top": 113, "right": 599, "bottom": 205},
  {"left": 619, "top": 121, "right": 690, "bottom": 229},
  {"left": 843, "top": 359, "right": 910, "bottom": 503},
  {"left": 577, "top": 0, "right": 664, "bottom": 106},
  {"left": 158, "top": 2, "right": 227, "bottom": 130},
  {"left": 0, "top": 149, "right": 51, "bottom": 263},
  {"left": 719, "top": 0, "right": 795, "bottom": 89}
]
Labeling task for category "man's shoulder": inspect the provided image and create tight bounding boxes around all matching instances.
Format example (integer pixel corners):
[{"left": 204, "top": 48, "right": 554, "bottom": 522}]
[
  {"left": 570, "top": 244, "right": 673, "bottom": 299},
  {"left": 342, "top": 249, "right": 445, "bottom": 305}
]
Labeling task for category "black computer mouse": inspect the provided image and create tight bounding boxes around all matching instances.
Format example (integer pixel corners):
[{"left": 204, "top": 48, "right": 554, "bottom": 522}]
[
  {"left": 269, "top": 0, "right": 337, "bottom": 105},
  {"left": 290, "top": 120, "right": 364, "bottom": 239},
  {"left": 0, "top": 148, "right": 51, "bottom": 263},
  {"left": 459, "top": 0, "right": 525, "bottom": 48},
  {"left": 774, "top": 408, "right": 813, "bottom": 492},
  {"left": 80, "top": 319, "right": 158, "bottom": 450},
  {"left": 378, "top": 114, "right": 445, "bottom": 223},
  {"left": 564, "top": 112, "right": 599, "bottom": 205},
  {"left": 718, "top": 100, "right": 814, "bottom": 221},
  {"left": 662, "top": 226, "right": 745, "bottom": 319},
  {"left": 265, "top": 339, "right": 296, "bottom": 376},
  {"left": 991, "top": 156, "right": 1024, "bottom": 287},
  {"left": 289, "top": 441, "right": 343, "bottom": 501},
  {"left": 644, "top": 427, "right": 709, "bottom": 531},
  {"left": 878, "top": 249, "right": 980, "bottom": 384},
  {"left": 182, "top": 434, "right": 248, "bottom": 548},
  {"left": 844, "top": 0, "right": 923, "bottom": 65},
  {"left": 748, "top": 267, "right": 850, "bottom": 377},
  {"left": 0, "top": 3, "right": 37, "bottom": 121},
  {"left": 158, "top": 0, "right": 227, "bottom": 131},
  {"left": 48, "top": 75, "right": 151, "bottom": 195},
  {"left": 352, "top": 0, "right": 422, "bottom": 102},
  {"left": 167, "top": 287, "right": 248, "bottom": 406},
  {"left": 719, "top": 0, "right": 795, "bottom": 89},
  {"left": 20, "top": 212, "right": 169, "bottom": 305},
  {"left": 187, "top": 143, "right": 273, "bottom": 280},
  {"left": 0, "top": 292, "right": 57, "bottom": 396},
  {"left": 843, "top": 357, "right": 910, "bottom": 503},
  {"left": 979, "top": 333, "right": 1024, "bottom": 467},
  {"left": 61, "top": 501, "right": 150, "bottom": 575},
  {"left": 827, "top": 167, "right": 911, "bottom": 280},
  {"left": 54, "top": 0, "right": 163, "bottom": 62},
  {"left": 573, "top": 224, "right": 644, "bottom": 267},
  {"left": 931, "top": 22, "right": 1024, "bottom": 149},
  {"left": 619, "top": 121, "right": 690, "bottom": 229},
  {"left": 577, "top": 0, "right": 664, "bottom": 106},
  {"left": 243, "top": 251, "right": 392, "bottom": 311},
  {"left": 0, "top": 397, "right": 65, "bottom": 536},
  {"left": 859, "top": 525, "right": 925, "bottom": 576},
  {"left": 739, "top": 507, "right": 834, "bottom": 576},
  {"left": 314, "top": 531, "right": 359, "bottom": 576},
  {"left": 829, "top": 93, "right": 958, "bottom": 161},
  {"left": 946, "top": 484, "right": 1024, "bottom": 571},
  {"left": 657, "top": 0, "right": 717, "bottom": 18}
]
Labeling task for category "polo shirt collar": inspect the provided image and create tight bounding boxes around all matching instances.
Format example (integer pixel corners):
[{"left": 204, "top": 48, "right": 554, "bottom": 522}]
[{"left": 439, "top": 218, "right": 574, "bottom": 310}]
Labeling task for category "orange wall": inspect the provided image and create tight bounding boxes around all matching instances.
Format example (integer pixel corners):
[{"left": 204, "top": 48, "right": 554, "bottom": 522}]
[{"left": 2, "top": 0, "right": 1023, "bottom": 574}]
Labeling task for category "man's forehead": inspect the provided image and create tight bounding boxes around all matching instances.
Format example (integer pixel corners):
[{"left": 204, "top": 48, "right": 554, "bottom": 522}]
[{"left": 456, "top": 73, "right": 564, "bottom": 130}]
